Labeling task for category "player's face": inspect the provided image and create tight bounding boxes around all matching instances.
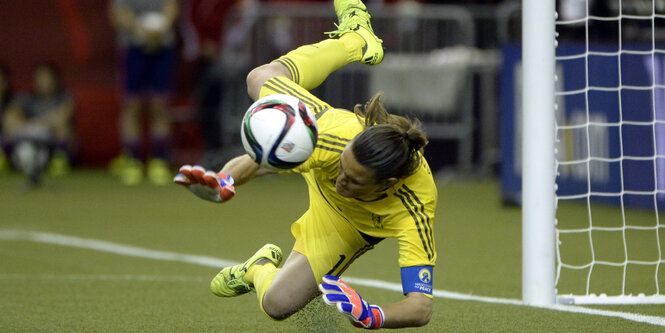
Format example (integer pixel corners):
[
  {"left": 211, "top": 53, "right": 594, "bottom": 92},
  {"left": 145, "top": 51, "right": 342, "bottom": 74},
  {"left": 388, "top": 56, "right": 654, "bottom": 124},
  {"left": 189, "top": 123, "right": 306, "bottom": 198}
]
[{"left": 336, "top": 145, "right": 385, "bottom": 198}]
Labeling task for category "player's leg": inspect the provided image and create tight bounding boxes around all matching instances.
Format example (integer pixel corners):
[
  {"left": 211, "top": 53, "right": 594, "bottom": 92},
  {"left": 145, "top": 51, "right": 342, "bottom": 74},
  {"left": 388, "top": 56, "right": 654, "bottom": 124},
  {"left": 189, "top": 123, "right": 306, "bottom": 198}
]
[
  {"left": 211, "top": 248, "right": 318, "bottom": 320},
  {"left": 249, "top": 250, "right": 319, "bottom": 320},
  {"left": 46, "top": 112, "right": 72, "bottom": 176},
  {"left": 146, "top": 97, "right": 170, "bottom": 185},
  {"left": 209, "top": 243, "right": 283, "bottom": 297},
  {"left": 246, "top": 63, "right": 291, "bottom": 101},
  {"left": 116, "top": 45, "right": 145, "bottom": 185},
  {"left": 246, "top": 35, "right": 363, "bottom": 101},
  {"left": 146, "top": 48, "right": 175, "bottom": 185},
  {"left": 146, "top": 95, "right": 170, "bottom": 184},
  {"left": 118, "top": 97, "right": 143, "bottom": 185},
  {"left": 120, "top": 98, "right": 142, "bottom": 151},
  {"left": 246, "top": 0, "right": 383, "bottom": 100},
  {"left": 248, "top": 205, "right": 377, "bottom": 320}
]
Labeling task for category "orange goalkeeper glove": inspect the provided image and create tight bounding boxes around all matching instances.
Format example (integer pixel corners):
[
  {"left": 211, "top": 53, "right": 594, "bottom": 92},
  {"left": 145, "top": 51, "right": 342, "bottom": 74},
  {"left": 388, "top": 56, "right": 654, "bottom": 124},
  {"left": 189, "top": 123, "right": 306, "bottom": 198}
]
[
  {"left": 173, "top": 165, "right": 235, "bottom": 203},
  {"left": 319, "top": 275, "right": 384, "bottom": 329}
]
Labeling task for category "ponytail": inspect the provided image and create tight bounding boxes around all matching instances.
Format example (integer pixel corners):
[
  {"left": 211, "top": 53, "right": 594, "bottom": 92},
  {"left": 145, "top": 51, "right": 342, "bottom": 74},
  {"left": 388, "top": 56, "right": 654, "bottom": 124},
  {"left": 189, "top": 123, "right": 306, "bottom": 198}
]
[{"left": 352, "top": 92, "right": 428, "bottom": 181}]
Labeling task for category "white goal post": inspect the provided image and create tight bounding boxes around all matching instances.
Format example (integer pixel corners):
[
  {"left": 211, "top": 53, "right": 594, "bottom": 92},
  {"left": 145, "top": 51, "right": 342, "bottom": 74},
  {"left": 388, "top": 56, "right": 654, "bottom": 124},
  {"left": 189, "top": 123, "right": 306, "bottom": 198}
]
[
  {"left": 522, "top": 0, "right": 665, "bottom": 305},
  {"left": 522, "top": 0, "right": 556, "bottom": 306}
]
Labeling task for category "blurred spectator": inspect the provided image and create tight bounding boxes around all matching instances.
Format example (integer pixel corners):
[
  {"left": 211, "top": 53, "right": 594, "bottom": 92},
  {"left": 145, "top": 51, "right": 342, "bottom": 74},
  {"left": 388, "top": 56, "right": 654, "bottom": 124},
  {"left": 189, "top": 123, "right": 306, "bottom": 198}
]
[
  {"left": 181, "top": 0, "right": 251, "bottom": 168},
  {"left": 421, "top": 0, "right": 504, "bottom": 3},
  {"left": 2, "top": 64, "right": 75, "bottom": 185},
  {"left": 109, "top": 0, "right": 179, "bottom": 186},
  {"left": 0, "top": 65, "right": 13, "bottom": 173}
]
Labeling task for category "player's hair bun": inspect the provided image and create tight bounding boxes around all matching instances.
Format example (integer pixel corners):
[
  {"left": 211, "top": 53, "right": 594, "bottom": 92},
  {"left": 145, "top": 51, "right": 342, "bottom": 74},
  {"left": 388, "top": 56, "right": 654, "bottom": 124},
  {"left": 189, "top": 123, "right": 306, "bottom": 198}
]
[{"left": 352, "top": 92, "right": 428, "bottom": 180}]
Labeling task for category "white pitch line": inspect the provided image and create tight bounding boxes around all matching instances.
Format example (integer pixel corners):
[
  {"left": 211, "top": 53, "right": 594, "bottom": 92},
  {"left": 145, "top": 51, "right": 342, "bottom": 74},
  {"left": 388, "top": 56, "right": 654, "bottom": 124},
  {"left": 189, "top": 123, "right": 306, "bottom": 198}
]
[
  {"left": 1, "top": 229, "right": 664, "bottom": 327},
  {"left": 345, "top": 276, "right": 523, "bottom": 306},
  {"left": 0, "top": 273, "right": 207, "bottom": 282},
  {"left": 0, "top": 229, "right": 237, "bottom": 268}
]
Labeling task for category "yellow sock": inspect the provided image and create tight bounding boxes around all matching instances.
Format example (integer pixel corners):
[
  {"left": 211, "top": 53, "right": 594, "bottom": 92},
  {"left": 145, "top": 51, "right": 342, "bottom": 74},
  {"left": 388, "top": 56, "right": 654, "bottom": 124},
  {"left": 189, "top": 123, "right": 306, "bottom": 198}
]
[
  {"left": 274, "top": 33, "right": 365, "bottom": 90},
  {"left": 246, "top": 263, "right": 280, "bottom": 319}
]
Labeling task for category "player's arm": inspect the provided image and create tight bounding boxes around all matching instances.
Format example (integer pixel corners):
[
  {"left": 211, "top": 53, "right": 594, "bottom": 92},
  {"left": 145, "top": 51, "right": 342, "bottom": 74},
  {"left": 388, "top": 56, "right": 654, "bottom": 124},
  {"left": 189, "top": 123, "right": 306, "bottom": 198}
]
[
  {"left": 321, "top": 198, "right": 437, "bottom": 328},
  {"left": 380, "top": 291, "right": 432, "bottom": 328},
  {"left": 218, "top": 154, "right": 273, "bottom": 186},
  {"left": 319, "top": 265, "right": 434, "bottom": 329},
  {"left": 174, "top": 154, "right": 275, "bottom": 203}
]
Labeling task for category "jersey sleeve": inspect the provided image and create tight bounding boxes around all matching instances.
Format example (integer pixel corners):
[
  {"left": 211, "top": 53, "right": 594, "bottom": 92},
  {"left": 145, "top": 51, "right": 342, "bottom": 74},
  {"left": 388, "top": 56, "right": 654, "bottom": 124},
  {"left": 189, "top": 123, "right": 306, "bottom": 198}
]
[{"left": 394, "top": 185, "right": 437, "bottom": 268}]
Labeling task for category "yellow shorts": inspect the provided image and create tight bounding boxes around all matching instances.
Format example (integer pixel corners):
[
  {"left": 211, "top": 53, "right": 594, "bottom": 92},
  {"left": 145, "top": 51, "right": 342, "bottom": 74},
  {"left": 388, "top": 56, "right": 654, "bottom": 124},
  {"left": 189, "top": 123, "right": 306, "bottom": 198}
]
[{"left": 290, "top": 202, "right": 378, "bottom": 283}]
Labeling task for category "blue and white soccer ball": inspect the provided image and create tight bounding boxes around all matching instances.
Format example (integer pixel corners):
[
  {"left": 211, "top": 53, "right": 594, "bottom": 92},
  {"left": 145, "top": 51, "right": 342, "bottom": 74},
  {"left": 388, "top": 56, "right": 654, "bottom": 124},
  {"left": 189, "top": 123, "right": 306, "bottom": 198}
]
[{"left": 241, "top": 94, "right": 318, "bottom": 170}]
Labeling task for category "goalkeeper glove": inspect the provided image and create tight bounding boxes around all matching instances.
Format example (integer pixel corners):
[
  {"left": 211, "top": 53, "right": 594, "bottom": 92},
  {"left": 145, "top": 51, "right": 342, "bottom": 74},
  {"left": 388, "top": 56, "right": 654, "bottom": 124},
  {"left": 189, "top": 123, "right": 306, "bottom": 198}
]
[
  {"left": 173, "top": 165, "right": 235, "bottom": 203},
  {"left": 319, "top": 275, "right": 385, "bottom": 329}
]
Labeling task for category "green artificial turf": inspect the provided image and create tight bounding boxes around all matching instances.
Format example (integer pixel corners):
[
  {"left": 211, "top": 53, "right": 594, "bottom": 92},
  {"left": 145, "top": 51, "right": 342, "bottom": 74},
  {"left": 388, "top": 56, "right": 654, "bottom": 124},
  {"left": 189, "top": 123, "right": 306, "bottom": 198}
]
[{"left": 0, "top": 171, "right": 662, "bottom": 332}]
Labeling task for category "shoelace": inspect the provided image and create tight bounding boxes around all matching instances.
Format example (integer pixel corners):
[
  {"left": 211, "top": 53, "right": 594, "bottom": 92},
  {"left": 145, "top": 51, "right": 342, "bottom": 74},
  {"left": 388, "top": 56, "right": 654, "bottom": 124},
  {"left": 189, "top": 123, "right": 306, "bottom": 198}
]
[{"left": 325, "top": 7, "right": 370, "bottom": 38}]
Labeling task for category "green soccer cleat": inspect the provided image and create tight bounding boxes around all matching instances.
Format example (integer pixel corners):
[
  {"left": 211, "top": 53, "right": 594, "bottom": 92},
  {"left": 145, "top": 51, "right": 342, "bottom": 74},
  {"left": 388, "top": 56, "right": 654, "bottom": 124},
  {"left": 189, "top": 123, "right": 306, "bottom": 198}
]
[
  {"left": 327, "top": 0, "right": 384, "bottom": 65},
  {"left": 108, "top": 153, "right": 129, "bottom": 177},
  {"left": 210, "top": 243, "right": 283, "bottom": 297},
  {"left": 120, "top": 157, "right": 143, "bottom": 186},
  {"left": 47, "top": 151, "right": 70, "bottom": 177},
  {"left": 147, "top": 158, "right": 171, "bottom": 186}
]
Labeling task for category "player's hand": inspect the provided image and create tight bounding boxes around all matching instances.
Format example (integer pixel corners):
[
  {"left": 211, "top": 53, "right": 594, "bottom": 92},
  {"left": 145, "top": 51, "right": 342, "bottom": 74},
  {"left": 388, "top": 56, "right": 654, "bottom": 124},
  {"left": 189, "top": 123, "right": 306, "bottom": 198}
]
[
  {"left": 319, "top": 275, "right": 384, "bottom": 329},
  {"left": 173, "top": 165, "right": 235, "bottom": 203}
]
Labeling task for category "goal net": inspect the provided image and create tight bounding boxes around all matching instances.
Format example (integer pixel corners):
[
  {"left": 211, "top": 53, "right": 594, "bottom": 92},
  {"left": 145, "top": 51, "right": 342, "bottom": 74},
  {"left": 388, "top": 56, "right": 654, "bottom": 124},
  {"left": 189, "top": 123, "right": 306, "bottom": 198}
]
[{"left": 553, "top": 0, "right": 665, "bottom": 304}]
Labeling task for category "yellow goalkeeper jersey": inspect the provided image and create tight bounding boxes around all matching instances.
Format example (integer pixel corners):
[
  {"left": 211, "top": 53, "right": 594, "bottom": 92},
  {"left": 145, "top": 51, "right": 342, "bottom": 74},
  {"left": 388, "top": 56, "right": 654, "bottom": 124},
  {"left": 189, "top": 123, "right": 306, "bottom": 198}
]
[{"left": 261, "top": 77, "right": 437, "bottom": 268}]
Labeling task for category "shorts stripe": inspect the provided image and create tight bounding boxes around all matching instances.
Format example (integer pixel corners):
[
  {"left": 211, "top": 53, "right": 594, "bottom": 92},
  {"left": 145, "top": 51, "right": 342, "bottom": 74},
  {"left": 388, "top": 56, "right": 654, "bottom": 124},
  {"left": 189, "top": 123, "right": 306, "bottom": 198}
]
[
  {"left": 272, "top": 77, "right": 329, "bottom": 115},
  {"left": 262, "top": 81, "right": 290, "bottom": 97},
  {"left": 334, "top": 244, "right": 373, "bottom": 276},
  {"left": 315, "top": 108, "right": 328, "bottom": 120},
  {"left": 272, "top": 76, "right": 326, "bottom": 113},
  {"left": 263, "top": 79, "right": 328, "bottom": 116},
  {"left": 395, "top": 189, "right": 432, "bottom": 260}
]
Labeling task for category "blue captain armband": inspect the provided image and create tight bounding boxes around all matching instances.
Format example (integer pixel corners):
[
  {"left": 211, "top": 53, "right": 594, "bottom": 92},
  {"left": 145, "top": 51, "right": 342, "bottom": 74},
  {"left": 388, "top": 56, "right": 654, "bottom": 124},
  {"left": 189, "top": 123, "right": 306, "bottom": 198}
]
[{"left": 400, "top": 266, "right": 433, "bottom": 295}]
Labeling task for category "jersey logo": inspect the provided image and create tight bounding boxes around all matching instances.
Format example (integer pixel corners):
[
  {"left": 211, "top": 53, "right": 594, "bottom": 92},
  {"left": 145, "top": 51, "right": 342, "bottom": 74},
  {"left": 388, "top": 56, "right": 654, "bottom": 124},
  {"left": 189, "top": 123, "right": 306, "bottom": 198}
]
[
  {"left": 401, "top": 266, "right": 433, "bottom": 295},
  {"left": 371, "top": 213, "right": 384, "bottom": 229},
  {"left": 419, "top": 268, "right": 431, "bottom": 283}
]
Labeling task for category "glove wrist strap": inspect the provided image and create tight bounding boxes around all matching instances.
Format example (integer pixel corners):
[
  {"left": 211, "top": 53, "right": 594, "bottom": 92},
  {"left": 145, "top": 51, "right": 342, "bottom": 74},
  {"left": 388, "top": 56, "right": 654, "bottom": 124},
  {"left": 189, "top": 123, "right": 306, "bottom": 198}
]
[
  {"left": 369, "top": 305, "right": 384, "bottom": 329},
  {"left": 217, "top": 172, "right": 234, "bottom": 186}
]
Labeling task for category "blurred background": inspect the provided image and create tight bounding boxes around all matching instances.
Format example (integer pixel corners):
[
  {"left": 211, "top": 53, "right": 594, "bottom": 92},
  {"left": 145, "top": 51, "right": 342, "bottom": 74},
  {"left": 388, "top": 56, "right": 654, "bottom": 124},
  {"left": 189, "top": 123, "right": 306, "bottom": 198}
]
[
  {"left": 0, "top": 0, "right": 521, "bottom": 187},
  {"left": 1, "top": 0, "right": 661, "bottom": 210},
  {"left": 1, "top": 1, "right": 664, "bottom": 330}
]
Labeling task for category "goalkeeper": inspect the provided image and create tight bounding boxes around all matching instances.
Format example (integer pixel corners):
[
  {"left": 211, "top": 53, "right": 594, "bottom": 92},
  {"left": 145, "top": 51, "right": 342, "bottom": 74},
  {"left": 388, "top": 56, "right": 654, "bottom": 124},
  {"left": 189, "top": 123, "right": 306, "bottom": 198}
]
[{"left": 175, "top": 0, "right": 436, "bottom": 329}]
